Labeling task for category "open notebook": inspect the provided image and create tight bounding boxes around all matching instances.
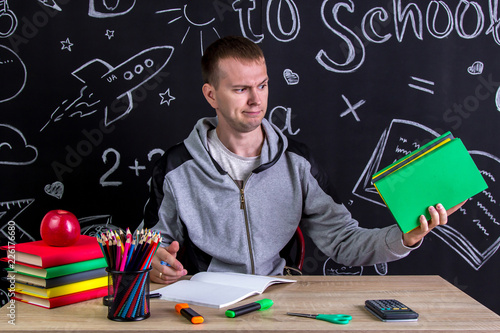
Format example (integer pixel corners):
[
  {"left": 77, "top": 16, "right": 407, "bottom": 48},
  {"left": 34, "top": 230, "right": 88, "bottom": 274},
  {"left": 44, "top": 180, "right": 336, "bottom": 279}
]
[{"left": 156, "top": 272, "right": 295, "bottom": 308}]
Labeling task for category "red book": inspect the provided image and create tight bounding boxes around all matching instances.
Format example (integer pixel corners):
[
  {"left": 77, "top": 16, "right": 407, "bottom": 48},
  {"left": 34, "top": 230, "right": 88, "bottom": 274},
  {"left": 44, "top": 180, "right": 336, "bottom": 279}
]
[
  {"left": 13, "top": 286, "right": 108, "bottom": 309},
  {"left": 7, "top": 235, "right": 103, "bottom": 268}
]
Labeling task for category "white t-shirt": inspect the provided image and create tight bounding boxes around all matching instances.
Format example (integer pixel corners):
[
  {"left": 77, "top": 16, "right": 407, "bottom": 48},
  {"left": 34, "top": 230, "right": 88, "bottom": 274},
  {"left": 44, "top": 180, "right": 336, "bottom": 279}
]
[{"left": 207, "top": 129, "right": 266, "bottom": 184}]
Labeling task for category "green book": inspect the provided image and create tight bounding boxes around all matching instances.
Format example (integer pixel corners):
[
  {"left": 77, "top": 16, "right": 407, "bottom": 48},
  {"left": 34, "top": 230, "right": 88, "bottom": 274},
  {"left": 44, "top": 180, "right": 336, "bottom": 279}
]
[
  {"left": 9, "top": 268, "right": 107, "bottom": 288},
  {"left": 372, "top": 131, "right": 454, "bottom": 183},
  {"left": 8, "top": 257, "right": 107, "bottom": 279},
  {"left": 372, "top": 135, "right": 488, "bottom": 233}
]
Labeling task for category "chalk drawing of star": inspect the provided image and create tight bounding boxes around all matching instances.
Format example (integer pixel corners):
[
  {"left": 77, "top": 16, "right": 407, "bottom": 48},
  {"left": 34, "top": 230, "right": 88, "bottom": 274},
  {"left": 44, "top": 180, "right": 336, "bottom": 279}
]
[
  {"left": 159, "top": 89, "right": 175, "bottom": 106},
  {"left": 60, "top": 38, "right": 73, "bottom": 51},
  {"left": 105, "top": 30, "right": 115, "bottom": 40}
]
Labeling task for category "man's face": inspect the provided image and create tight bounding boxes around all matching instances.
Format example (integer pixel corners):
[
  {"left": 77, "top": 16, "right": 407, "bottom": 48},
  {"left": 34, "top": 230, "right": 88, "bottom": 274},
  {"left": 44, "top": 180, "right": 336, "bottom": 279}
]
[{"left": 203, "top": 57, "right": 268, "bottom": 135}]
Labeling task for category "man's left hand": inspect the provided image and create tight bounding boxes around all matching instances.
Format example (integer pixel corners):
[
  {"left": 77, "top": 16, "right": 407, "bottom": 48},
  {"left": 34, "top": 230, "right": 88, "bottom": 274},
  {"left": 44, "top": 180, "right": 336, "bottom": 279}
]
[{"left": 403, "top": 201, "right": 466, "bottom": 247}]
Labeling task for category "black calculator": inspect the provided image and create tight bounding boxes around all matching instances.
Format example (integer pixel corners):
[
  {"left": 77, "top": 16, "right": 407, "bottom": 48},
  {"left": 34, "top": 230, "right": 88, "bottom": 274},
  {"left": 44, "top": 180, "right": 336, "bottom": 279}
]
[{"left": 365, "top": 299, "right": 419, "bottom": 322}]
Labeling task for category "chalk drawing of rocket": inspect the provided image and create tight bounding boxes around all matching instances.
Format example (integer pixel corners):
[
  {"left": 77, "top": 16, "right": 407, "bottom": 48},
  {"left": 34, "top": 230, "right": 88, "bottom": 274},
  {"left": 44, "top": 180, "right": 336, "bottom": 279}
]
[
  {"left": 41, "top": 45, "right": 174, "bottom": 131},
  {"left": 72, "top": 45, "right": 174, "bottom": 126}
]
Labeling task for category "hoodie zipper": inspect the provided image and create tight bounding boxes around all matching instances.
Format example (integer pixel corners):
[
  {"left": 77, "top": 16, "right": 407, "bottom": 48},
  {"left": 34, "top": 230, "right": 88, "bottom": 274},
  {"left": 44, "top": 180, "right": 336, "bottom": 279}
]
[
  {"left": 240, "top": 187, "right": 245, "bottom": 210},
  {"left": 235, "top": 178, "right": 255, "bottom": 274}
]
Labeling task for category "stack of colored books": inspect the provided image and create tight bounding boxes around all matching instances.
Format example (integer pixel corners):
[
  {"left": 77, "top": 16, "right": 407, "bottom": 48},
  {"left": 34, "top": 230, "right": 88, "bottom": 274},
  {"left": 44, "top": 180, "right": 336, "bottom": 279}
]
[{"left": 4, "top": 235, "right": 108, "bottom": 309}]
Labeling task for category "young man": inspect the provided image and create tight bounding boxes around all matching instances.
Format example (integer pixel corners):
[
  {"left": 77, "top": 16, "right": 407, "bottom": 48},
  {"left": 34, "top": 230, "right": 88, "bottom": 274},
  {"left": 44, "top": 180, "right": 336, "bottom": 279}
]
[{"left": 145, "top": 36, "right": 461, "bottom": 284}]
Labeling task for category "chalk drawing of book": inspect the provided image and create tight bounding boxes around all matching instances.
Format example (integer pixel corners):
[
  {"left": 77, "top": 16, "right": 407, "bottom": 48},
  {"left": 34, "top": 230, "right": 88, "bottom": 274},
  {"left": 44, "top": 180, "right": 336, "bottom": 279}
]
[
  {"left": 352, "top": 119, "right": 441, "bottom": 206},
  {"left": 432, "top": 151, "right": 500, "bottom": 270},
  {"left": 353, "top": 119, "right": 500, "bottom": 270}
]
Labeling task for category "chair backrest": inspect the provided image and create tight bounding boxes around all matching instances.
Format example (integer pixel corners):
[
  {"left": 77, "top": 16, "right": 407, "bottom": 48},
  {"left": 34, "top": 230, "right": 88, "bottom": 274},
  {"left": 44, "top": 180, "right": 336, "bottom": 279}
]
[
  {"left": 179, "top": 226, "right": 306, "bottom": 274},
  {"left": 280, "top": 227, "right": 305, "bottom": 271}
]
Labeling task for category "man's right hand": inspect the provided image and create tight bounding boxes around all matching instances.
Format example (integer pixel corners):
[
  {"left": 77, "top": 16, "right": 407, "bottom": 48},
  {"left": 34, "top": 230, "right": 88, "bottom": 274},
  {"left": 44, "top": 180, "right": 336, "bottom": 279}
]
[{"left": 151, "top": 241, "right": 187, "bottom": 284}]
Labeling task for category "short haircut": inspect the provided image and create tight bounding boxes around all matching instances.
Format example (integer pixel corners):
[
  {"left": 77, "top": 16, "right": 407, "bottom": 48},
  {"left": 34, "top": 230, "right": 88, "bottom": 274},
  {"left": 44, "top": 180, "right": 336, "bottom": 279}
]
[{"left": 201, "top": 35, "right": 265, "bottom": 88}]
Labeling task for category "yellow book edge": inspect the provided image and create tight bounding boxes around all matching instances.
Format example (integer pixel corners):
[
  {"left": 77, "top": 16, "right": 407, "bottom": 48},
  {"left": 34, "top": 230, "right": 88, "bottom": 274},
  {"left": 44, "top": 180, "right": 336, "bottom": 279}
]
[
  {"left": 372, "top": 138, "right": 453, "bottom": 180},
  {"left": 15, "top": 276, "right": 107, "bottom": 299}
]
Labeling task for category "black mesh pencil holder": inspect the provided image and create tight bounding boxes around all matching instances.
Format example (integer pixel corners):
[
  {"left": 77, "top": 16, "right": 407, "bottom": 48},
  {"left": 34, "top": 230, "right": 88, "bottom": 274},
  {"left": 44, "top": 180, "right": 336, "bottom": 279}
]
[{"left": 106, "top": 268, "right": 152, "bottom": 321}]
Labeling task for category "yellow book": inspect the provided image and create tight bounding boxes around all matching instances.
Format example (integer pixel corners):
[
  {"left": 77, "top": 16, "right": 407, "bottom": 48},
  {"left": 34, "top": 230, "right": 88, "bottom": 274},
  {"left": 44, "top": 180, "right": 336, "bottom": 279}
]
[{"left": 15, "top": 276, "right": 107, "bottom": 299}]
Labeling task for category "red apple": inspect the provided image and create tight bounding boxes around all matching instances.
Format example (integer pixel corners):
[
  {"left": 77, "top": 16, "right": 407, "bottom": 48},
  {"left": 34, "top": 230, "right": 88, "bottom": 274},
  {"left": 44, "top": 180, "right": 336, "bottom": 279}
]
[{"left": 40, "top": 210, "right": 81, "bottom": 247}]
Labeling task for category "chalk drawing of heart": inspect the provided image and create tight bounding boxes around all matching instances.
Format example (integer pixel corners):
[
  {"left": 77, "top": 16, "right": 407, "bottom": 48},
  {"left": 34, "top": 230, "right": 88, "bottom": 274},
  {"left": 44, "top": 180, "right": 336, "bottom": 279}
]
[
  {"left": 45, "top": 181, "right": 64, "bottom": 199},
  {"left": 283, "top": 69, "right": 299, "bottom": 85},
  {"left": 467, "top": 61, "right": 484, "bottom": 75}
]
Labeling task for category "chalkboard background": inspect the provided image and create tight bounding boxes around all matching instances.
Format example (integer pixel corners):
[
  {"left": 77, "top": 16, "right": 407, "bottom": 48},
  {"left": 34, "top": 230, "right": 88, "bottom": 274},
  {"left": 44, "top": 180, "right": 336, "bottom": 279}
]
[{"left": 1, "top": 0, "right": 500, "bottom": 315}]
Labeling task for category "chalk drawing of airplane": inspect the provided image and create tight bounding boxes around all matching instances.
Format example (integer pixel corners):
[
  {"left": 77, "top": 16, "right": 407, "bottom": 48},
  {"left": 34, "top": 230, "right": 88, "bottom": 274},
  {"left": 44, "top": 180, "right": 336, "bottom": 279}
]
[{"left": 71, "top": 45, "right": 174, "bottom": 126}]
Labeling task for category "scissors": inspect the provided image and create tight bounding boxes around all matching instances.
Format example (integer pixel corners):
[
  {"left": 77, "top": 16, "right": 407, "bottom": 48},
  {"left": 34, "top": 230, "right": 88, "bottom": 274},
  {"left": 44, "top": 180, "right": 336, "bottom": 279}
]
[{"left": 287, "top": 312, "right": 352, "bottom": 325}]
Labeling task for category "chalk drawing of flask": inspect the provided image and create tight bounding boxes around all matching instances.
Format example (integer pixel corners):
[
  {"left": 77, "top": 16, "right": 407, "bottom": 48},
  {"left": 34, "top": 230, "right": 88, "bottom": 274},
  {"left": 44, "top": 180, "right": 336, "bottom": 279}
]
[{"left": 0, "top": 0, "right": 17, "bottom": 38}]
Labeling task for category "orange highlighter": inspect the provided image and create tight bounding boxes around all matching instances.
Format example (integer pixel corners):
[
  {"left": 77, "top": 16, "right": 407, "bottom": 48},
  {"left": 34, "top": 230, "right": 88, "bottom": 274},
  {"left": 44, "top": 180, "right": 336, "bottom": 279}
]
[{"left": 175, "top": 303, "right": 204, "bottom": 324}]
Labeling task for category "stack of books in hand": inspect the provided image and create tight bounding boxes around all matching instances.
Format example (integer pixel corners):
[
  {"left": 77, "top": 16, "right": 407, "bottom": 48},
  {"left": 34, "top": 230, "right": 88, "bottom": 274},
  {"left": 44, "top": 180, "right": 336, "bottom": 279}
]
[
  {"left": 4, "top": 235, "right": 108, "bottom": 309},
  {"left": 372, "top": 131, "right": 488, "bottom": 233}
]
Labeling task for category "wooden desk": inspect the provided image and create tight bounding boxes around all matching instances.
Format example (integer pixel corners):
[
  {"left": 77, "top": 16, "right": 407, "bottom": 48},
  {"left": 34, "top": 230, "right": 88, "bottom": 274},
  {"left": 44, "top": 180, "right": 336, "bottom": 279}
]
[{"left": 1, "top": 275, "right": 499, "bottom": 332}]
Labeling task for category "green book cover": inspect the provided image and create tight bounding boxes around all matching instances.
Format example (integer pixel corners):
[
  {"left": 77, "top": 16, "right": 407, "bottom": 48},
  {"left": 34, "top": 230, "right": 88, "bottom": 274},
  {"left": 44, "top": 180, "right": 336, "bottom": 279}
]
[
  {"left": 372, "top": 131, "right": 454, "bottom": 182},
  {"left": 9, "top": 257, "right": 107, "bottom": 279},
  {"left": 11, "top": 268, "right": 107, "bottom": 288},
  {"left": 373, "top": 137, "right": 488, "bottom": 233}
]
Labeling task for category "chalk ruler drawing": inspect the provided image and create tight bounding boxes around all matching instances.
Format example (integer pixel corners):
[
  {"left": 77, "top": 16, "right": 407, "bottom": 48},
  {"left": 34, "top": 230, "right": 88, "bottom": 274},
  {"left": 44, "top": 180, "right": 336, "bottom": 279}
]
[
  {"left": 0, "top": 0, "right": 17, "bottom": 38},
  {"left": 0, "top": 199, "right": 36, "bottom": 243},
  {"left": 0, "top": 45, "right": 27, "bottom": 103},
  {"left": 0, "top": 124, "right": 38, "bottom": 165},
  {"left": 353, "top": 119, "right": 500, "bottom": 270},
  {"left": 41, "top": 45, "right": 174, "bottom": 130}
]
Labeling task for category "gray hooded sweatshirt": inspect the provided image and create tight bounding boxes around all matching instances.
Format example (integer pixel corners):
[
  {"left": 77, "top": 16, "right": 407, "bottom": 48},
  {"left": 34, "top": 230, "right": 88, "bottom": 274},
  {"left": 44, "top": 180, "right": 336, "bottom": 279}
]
[{"left": 144, "top": 117, "right": 413, "bottom": 275}]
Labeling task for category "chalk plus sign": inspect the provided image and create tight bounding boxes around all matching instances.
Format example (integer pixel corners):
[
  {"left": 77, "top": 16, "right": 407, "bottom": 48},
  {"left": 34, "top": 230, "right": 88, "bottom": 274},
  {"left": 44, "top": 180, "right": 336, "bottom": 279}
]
[
  {"left": 129, "top": 159, "right": 146, "bottom": 176},
  {"left": 340, "top": 95, "right": 365, "bottom": 122}
]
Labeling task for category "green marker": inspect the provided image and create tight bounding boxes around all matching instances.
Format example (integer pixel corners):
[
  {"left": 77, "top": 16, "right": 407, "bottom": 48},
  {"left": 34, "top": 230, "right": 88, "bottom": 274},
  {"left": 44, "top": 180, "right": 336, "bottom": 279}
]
[{"left": 225, "top": 299, "right": 274, "bottom": 318}]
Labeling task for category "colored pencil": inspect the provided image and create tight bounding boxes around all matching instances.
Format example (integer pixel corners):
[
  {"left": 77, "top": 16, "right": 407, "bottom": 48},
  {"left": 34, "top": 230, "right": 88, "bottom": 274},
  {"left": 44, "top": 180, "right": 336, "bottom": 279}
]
[{"left": 99, "top": 228, "right": 161, "bottom": 319}]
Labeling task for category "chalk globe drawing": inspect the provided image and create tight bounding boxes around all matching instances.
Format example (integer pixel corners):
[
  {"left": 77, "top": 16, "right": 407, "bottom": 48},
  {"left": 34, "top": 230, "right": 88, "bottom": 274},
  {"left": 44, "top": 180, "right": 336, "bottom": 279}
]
[{"left": 0, "top": 45, "right": 26, "bottom": 103}]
